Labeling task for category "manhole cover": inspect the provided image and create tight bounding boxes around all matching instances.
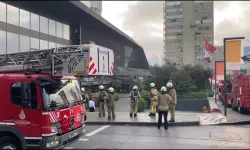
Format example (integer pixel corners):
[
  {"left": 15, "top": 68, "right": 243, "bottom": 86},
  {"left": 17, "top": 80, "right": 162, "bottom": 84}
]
[{"left": 209, "top": 132, "right": 241, "bottom": 140}]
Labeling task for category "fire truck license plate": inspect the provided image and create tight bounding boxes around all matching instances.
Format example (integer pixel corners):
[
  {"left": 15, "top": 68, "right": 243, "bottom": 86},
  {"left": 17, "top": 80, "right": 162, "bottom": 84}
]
[{"left": 68, "top": 132, "right": 78, "bottom": 139}]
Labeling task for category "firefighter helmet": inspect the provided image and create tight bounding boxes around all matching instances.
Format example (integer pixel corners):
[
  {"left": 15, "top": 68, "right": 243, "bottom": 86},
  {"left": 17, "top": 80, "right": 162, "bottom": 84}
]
[
  {"left": 81, "top": 87, "right": 85, "bottom": 92},
  {"left": 99, "top": 85, "right": 104, "bottom": 90},
  {"left": 108, "top": 87, "right": 114, "bottom": 92},
  {"left": 166, "top": 82, "right": 173, "bottom": 88},
  {"left": 161, "top": 86, "right": 167, "bottom": 92},
  {"left": 150, "top": 83, "right": 155, "bottom": 88},
  {"left": 133, "top": 86, "right": 138, "bottom": 90}
]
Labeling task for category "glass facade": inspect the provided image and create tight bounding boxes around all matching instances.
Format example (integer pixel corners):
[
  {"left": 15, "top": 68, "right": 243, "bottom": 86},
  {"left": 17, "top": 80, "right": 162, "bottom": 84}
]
[{"left": 0, "top": 2, "right": 70, "bottom": 54}]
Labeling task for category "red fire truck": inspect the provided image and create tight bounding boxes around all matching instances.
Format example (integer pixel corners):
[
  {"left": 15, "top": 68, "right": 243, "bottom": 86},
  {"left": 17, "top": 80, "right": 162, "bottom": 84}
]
[
  {"left": 231, "top": 74, "right": 250, "bottom": 113},
  {"left": 0, "top": 45, "right": 88, "bottom": 149}
]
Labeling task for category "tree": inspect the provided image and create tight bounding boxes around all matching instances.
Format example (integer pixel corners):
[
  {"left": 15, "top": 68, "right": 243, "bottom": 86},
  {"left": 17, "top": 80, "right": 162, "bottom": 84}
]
[{"left": 171, "top": 70, "right": 197, "bottom": 93}]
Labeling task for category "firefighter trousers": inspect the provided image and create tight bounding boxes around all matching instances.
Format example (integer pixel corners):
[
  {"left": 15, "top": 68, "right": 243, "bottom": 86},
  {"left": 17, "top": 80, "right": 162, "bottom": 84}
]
[
  {"left": 107, "top": 105, "right": 115, "bottom": 119},
  {"left": 130, "top": 101, "right": 138, "bottom": 114},
  {"left": 99, "top": 101, "right": 105, "bottom": 116},
  {"left": 169, "top": 105, "right": 175, "bottom": 121},
  {"left": 149, "top": 101, "right": 157, "bottom": 114}
]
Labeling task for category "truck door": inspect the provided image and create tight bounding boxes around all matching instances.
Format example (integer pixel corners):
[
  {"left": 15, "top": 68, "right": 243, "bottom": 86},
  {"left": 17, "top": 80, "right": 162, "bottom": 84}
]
[{"left": 9, "top": 81, "right": 42, "bottom": 137}]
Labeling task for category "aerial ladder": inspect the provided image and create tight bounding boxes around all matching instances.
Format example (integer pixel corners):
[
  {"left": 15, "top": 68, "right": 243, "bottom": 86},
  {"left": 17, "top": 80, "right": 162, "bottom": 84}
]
[{"left": 0, "top": 45, "right": 90, "bottom": 76}]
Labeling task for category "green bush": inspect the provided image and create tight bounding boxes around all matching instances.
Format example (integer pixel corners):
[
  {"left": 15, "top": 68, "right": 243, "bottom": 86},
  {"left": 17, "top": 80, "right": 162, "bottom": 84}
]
[
  {"left": 177, "top": 91, "right": 209, "bottom": 99},
  {"left": 114, "top": 92, "right": 119, "bottom": 101},
  {"left": 138, "top": 98, "right": 147, "bottom": 112}
]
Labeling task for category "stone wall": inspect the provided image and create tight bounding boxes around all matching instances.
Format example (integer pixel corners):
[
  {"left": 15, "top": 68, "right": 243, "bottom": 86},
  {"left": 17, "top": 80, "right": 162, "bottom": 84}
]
[{"left": 176, "top": 99, "right": 209, "bottom": 112}]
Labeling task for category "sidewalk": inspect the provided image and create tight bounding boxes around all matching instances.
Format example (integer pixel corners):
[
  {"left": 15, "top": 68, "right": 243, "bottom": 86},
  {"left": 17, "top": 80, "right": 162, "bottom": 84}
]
[
  {"left": 86, "top": 95, "right": 228, "bottom": 126},
  {"left": 86, "top": 111, "right": 227, "bottom": 126}
]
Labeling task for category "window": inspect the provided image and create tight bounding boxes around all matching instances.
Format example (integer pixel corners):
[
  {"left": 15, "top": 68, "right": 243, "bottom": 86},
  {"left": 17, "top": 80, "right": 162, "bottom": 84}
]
[
  {"left": 166, "top": 22, "right": 183, "bottom": 26},
  {"left": 7, "top": 5, "right": 19, "bottom": 26},
  {"left": 7, "top": 32, "right": 19, "bottom": 53},
  {"left": 49, "top": 42, "right": 55, "bottom": 49},
  {"left": 11, "top": 82, "right": 22, "bottom": 106},
  {"left": 63, "top": 24, "right": 69, "bottom": 40},
  {"left": 195, "top": 20, "right": 201, "bottom": 24},
  {"left": 205, "top": 26, "right": 211, "bottom": 30},
  {"left": 31, "top": 38, "right": 39, "bottom": 50},
  {"left": 56, "top": 43, "right": 61, "bottom": 47},
  {"left": 49, "top": 19, "right": 56, "bottom": 36},
  {"left": 166, "top": 36, "right": 178, "bottom": 40},
  {"left": 30, "top": 82, "right": 38, "bottom": 109},
  {"left": 0, "top": 30, "right": 6, "bottom": 54},
  {"left": 166, "top": 15, "right": 182, "bottom": 19},
  {"left": 31, "top": 13, "right": 39, "bottom": 32},
  {"left": 20, "top": 9, "right": 30, "bottom": 29},
  {"left": 167, "top": 29, "right": 182, "bottom": 33},
  {"left": 167, "top": 49, "right": 182, "bottom": 53},
  {"left": 166, "top": 8, "right": 182, "bottom": 12},
  {"left": 20, "top": 35, "right": 30, "bottom": 52},
  {"left": 40, "top": 16, "right": 48, "bottom": 34},
  {"left": 203, "top": 19, "right": 212, "bottom": 24},
  {"left": 40, "top": 40, "right": 48, "bottom": 50},
  {"left": 0, "top": 2, "right": 6, "bottom": 22},
  {"left": 167, "top": 1, "right": 181, "bottom": 6},
  {"left": 56, "top": 22, "right": 62, "bottom": 38}
]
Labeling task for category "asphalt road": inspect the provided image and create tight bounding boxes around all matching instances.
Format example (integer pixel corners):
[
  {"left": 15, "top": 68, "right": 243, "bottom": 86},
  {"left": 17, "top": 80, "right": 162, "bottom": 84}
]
[
  {"left": 64, "top": 125, "right": 250, "bottom": 149},
  {"left": 217, "top": 101, "right": 250, "bottom": 123}
]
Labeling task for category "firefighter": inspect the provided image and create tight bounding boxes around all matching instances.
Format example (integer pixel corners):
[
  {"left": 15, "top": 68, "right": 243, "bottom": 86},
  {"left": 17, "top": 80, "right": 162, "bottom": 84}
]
[
  {"left": 149, "top": 82, "right": 158, "bottom": 116},
  {"left": 129, "top": 85, "right": 141, "bottom": 118},
  {"left": 107, "top": 87, "right": 116, "bottom": 120},
  {"left": 81, "top": 87, "right": 90, "bottom": 110},
  {"left": 97, "top": 85, "right": 107, "bottom": 117},
  {"left": 81, "top": 87, "right": 89, "bottom": 102},
  {"left": 157, "top": 86, "right": 174, "bottom": 129},
  {"left": 166, "top": 82, "right": 177, "bottom": 122}
]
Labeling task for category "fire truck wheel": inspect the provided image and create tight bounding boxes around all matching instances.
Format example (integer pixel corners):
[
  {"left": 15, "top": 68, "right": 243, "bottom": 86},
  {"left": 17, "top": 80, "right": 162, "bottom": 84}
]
[{"left": 0, "top": 136, "right": 21, "bottom": 150}]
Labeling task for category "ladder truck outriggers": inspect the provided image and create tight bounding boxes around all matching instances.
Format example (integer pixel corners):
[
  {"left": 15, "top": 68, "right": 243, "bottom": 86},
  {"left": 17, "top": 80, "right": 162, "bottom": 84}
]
[{"left": 0, "top": 45, "right": 102, "bottom": 149}]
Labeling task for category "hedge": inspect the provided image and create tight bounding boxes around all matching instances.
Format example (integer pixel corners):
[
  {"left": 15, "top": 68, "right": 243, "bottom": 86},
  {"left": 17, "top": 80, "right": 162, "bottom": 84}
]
[
  {"left": 114, "top": 92, "right": 119, "bottom": 101},
  {"left": 138, "top": 98, "right": 147, "bottom": 112}
]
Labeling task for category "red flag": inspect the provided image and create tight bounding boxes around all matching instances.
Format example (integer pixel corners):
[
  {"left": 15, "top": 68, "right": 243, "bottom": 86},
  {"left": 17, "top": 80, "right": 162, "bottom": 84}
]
[{"left": 204, "top": 40, "right": 216, "bottom": 54}]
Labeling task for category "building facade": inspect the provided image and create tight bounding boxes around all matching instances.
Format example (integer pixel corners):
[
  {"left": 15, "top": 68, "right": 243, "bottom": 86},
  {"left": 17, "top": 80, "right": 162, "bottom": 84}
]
[
  {"left": 163, "top": 1, "right": 214, "bottom": 69},
  {"left": 0, "top": 1, "right": 149, "bottom": 70},
  {"left": 215, "top": 46, "right": 224, "bottom": 61},
  {"left": 80, "top": 1, "right": 102, "bottom": 16},
  {"left": 0, "top": 2, "right": 70, "bottom": 54}
]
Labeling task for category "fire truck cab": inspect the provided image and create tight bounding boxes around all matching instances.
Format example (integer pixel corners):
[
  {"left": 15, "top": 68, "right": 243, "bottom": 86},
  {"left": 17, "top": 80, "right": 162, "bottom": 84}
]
[{"left": 0, "top": 45, "right": 89, "bottom": 149}]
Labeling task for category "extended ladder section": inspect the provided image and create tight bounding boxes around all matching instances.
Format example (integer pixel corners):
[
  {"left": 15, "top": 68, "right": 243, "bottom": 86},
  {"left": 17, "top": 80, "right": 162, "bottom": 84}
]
[
  {"left": 0, "top": 45, "right": 90, "bottom": 76},
  {"left": 245, "top": 76, "right": 250, "bottom": 102}
]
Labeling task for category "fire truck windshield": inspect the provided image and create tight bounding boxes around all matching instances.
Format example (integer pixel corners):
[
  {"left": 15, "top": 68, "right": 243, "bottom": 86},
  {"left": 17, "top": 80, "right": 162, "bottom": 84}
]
[{"left": 39, "top": 77, "right": 83, "bottom": 110}]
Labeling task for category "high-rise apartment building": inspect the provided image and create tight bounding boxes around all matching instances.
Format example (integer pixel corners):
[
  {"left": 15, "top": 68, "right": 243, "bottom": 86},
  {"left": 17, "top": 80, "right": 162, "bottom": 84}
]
[
  {"left": 163, "top": 1, "right": 214, "bottom": 69},
  {"left": 81, "top": 1, "right": 102, "bottom": 16}
]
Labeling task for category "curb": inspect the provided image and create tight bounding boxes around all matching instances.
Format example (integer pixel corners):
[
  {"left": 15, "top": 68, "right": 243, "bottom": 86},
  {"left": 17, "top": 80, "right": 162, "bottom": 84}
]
[
  {"left": 217, "top": 121, "right": 250, "bottom": 126},
  {"left": 86, "top": 121, "right": 200, "bottom": 127}
]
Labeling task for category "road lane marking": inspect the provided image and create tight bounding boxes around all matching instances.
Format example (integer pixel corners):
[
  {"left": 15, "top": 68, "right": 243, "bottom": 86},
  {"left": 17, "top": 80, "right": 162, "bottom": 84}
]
[
  {"left": 79, "top": 138, "right": 89, "bottom": 141},
  {"left": 85, "top": 125, "right": 111, "bottom": 137},
  {"left": 64, "top": 147, "right": 74, "bottom": 149}
]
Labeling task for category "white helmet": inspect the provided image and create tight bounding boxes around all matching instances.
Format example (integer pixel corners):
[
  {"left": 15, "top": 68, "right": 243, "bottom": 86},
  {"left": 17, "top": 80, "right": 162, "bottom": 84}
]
[
  {"left": 108, "top": 87, "right": 114, "bottom": 92},
  {"left": 99, "top": 85, "right": 104, "bottom": 90},
  {"left": 81, "top": 87, "right": 85, "bottom": 92},
  {"left": 150, "top": 83, "right": 155, "bottom": 88},
  {"left": 133, "top": 86, "right": 138, "bottom": 90},
  {"left": 166, "top": 82, "right": 173, "bottom": 88},
  {"left": 161, "top": 86, "right": 167, "bottom": 92}
]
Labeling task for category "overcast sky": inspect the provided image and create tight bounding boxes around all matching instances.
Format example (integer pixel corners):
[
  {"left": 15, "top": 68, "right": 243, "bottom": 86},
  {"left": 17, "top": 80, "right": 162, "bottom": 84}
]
[{"left": 102, "top": 1, "right": 250, "bottom": 66}]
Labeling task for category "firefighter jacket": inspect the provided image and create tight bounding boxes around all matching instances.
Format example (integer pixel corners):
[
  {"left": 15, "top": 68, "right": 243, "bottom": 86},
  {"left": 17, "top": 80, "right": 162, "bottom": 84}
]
[
  {"left": 98, "top": 91, "right": 108, "bottom": 102},
  {"left": 157, "top": 94, "right": 174, "bottom": 111},
  {"left": 82, "top": 92, "right": 89, "bottom": 102},
  {"left": 168, "top": 88, "right": 177, "bottom": 105},
  {"left": 150, "top": 88, "right": 158, "bottom": 101},
  {"left": 129, "top": 90, "right": 141, "bottom": 101},
  {"left": 106, "top": 93, "right": 115, "bottom": 107}
]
